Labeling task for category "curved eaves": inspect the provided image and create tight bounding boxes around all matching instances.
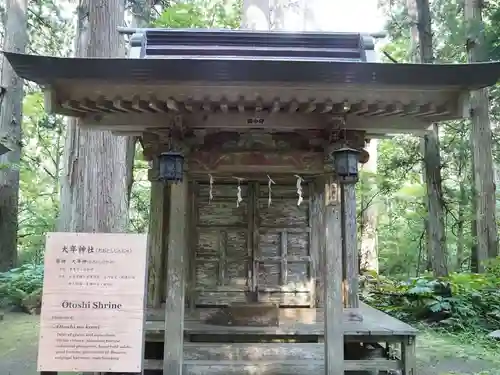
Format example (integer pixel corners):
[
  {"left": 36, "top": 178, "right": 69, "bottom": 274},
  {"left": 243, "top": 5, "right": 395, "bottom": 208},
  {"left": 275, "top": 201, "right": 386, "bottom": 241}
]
[{"left": 3, "top": 51, "right": 500, "bottom": 89}]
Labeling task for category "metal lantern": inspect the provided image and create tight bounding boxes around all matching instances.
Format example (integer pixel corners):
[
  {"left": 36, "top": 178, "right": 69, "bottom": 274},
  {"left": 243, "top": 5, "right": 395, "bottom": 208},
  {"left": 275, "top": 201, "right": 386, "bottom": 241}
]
[
  {"left": 158, "top": 152, "right": 184, "bottom": 183},
  {"left": 332, "top": 147, "right": 360, "bottom": 182}
]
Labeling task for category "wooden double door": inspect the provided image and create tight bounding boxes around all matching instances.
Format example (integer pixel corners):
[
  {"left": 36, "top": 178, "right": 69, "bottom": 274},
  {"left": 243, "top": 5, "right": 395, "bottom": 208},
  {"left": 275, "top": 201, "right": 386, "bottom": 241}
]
[{"left": 189, "top": 181, "right": 316, "bottom": 307}]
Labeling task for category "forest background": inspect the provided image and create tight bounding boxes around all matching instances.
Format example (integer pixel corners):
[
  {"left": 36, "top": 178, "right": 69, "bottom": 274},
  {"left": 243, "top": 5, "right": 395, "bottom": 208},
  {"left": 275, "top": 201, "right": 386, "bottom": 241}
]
[{"left": 0, "top": 0, "right": 500, "bottom": 345}]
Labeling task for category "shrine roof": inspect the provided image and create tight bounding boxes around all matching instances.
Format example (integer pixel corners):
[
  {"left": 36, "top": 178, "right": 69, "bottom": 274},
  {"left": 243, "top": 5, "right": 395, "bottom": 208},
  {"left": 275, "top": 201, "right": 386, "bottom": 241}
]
[
  {"left": 5, "top": 28, "right": 500, "bottom": 88},
  {"left": 4, "top": 50, "right": 500, "bottom": 88},
  {"left": 4, "top": 29, "right": 500, "bottom": 137}
]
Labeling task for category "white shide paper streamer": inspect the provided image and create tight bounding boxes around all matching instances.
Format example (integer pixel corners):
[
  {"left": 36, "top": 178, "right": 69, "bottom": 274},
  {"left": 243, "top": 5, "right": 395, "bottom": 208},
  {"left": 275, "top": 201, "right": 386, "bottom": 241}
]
[
  {"left": 294, "top": 174, "right": 304, "bottom": 206},
  {"left": 267, "top": 174, "right": 276, "bottom": 207},
  {"left": 233, "top": 177, "right": 244, "bottom": 207},
  {"left": 208, "top": 174, "right": 214, "bottom": 203}
]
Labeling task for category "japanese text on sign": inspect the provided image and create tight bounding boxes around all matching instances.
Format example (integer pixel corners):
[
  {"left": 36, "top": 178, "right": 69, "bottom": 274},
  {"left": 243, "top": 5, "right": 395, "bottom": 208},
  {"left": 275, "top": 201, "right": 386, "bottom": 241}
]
[{"left": 37, "top": 232, "right": 148, "bottom": 373}]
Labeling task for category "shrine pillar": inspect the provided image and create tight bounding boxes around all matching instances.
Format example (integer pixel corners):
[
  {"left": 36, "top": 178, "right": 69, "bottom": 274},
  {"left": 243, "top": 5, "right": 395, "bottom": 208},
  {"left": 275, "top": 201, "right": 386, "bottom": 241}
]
[
  {"left": 337, "top": 153, "right": 360, "bottom": 310},
  {"left": 328, "top": 130, "right": 366, "bottom": 313},
  {"left": 155, "top": 145, "right": 189, "bottom": 375},
  {"left": 322, "top": 136, "right": 365, "bottom": 374},
  {"left": 323, "top": 176, "right": 344, "bottom": 375},
  {"left": 164, "top": 174, "right": 188, "bottom": 375},
  {"left": 146, "top": 159, "right": 170, "bottom": 309}
]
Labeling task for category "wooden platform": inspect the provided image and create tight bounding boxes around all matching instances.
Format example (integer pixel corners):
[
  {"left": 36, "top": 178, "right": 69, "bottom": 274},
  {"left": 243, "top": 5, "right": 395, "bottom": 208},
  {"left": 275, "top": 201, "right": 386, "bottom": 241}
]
[
  {"left": 146, "top": 303, "right": 417, "bottom": 336},
  {"left": 143, "top": 303, "right": 417, "bottom": 374}
]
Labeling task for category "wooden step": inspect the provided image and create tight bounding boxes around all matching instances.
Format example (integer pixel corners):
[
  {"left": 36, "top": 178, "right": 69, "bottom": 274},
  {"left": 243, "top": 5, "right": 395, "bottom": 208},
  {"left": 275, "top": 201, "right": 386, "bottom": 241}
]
[
  {"left": 183, "top": 342, "right": 324, "bottom": 360},
  {"left": 147, "top": 307, "right": 364, "bottom": 324},
  {"left": 143, "top": 359, "right": 402, "bottom": 374},
  {"left": 146, "top": 342, "right": 387, "bottom": 361}
]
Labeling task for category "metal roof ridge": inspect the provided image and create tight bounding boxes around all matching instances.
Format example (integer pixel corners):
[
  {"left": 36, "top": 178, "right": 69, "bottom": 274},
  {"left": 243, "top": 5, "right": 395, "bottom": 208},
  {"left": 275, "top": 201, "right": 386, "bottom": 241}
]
[
  {"left": 3, "top": 51, "right": 500, "bottom": 90},
  {"left": 4, "top": 51, "right": 500, "bottom": 67}
]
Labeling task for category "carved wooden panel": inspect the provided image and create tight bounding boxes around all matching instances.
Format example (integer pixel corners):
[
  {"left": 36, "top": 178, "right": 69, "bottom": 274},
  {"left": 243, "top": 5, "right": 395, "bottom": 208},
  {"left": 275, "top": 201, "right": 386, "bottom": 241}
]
[
  {"left": 190, "top": 181, "right": 316, "bottom": 307},
  {"left": 254, "top": 184, "right": 314, "bottom": 306},
  {"left": 188, "top": 151, "right": 327, "bottom": 174},
  {"left": 192, "top": 183, "right": 251, "bottom": 306}
]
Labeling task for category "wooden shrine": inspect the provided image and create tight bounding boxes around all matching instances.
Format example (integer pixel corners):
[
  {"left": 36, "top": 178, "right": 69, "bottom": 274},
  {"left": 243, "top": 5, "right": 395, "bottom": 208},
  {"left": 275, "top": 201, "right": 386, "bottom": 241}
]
[{"left": 6, "top": 29, "right": 500, "bottom": 375}]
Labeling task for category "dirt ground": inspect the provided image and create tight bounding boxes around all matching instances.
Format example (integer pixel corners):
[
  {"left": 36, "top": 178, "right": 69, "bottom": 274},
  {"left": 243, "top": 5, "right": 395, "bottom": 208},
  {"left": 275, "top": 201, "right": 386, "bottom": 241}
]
[{"left": 1, "top": 310, "right": 499, "bottom": 375}]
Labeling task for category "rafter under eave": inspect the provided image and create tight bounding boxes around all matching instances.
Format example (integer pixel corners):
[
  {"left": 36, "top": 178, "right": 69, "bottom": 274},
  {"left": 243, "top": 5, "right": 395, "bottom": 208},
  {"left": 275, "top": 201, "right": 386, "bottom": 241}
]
[{"left": 40, "top": 86, "right": 464, "bottom": 136}]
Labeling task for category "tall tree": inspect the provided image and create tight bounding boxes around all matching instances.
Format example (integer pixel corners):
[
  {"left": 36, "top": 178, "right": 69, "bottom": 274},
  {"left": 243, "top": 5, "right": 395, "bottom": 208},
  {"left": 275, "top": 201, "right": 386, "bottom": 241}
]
[
  {"left": 123, "top": 0, "right": 155, "bottom": 216},
  {"left": 465, "top": 0, "right": 498, "bottom": 270},
  {"left": 129, "top": 0, "right": 155, "bottom": 27},
  {"left": 59, "top": 0, "right": 129, "bottom": 233},
  {"left": 360, "top": 140, "right": 379, "bottom": 273},
  {"left": 0, "top": 0, "right": 28, "bottom": 271},
  {"left": 407, "top": 0, "right": 448, "bottom": 277}
]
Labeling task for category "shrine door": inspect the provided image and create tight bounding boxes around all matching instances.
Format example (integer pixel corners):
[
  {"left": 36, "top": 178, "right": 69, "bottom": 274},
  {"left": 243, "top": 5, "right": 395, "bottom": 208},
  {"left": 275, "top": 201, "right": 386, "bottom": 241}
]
[{"left": 190, "top": 181, "right": 315, "bottom": 307}]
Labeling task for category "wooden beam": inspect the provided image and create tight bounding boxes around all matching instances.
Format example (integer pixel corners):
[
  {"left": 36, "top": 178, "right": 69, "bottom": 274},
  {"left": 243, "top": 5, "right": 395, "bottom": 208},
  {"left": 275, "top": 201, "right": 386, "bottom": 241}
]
[
  {"left": 114, "top": 130, "right": 401, "bottom": 139},
  {"left": 187, "top": 151, "right": 328, "bottom": 175},
  {"left": 144, "top": 359, "right": 402, "bottom": 373},
  {"left": 57, "top": 80, "right": 459, "bottom": 109},
  {"left": 217, "top": 230, "right": 227, "bottom": 285},
  {"left": 310, "top": 179, "right": 325, "bottom": 307},
  {"left": 147, "top": 179, "right": 170, "bottom": 308},
  {"left": 306, "top": 182, "right": 317, "bottom": 308},
  {"left": 144, "top": 305, "right": 418, "bottom": 334},
  {"left": 342, "top": 183, "right": 359, "bottom": 310},
  {"left": 79, "top": 111, "right": 432, "bottom": 134},
  {"left": 163, "top": 176, "right": 189, "bottom": 375},
  {"left": 280, "top": 231, "right": 288, "bottom": 285},
  {"left": 324, "top": 177, "right": 344, "bottom": 375}
]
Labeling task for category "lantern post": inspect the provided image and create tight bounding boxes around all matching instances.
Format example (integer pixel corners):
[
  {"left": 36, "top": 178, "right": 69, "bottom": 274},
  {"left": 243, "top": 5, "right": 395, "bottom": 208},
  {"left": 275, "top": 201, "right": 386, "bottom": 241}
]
[
  {"left": 155, "top": 139, "right": 189, "bottom": 375},
  {"left": 331, "top": 146, "right": 362, "bottom": 312}
]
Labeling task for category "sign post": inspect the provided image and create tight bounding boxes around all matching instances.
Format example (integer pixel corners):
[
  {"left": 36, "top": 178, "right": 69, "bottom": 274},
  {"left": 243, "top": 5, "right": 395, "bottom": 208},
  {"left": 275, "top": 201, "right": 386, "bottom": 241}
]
[{"left": 37, "top": 232, "right": 148, "bottom": 374}]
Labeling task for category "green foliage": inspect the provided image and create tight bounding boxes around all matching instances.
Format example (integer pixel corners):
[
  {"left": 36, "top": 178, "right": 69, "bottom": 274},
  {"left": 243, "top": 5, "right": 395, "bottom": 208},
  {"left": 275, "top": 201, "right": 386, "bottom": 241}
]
[
  {"left": 6, "top": 0, "right": 243, "bottom": 265},
  {"left": 361, "top": 258, "right": 500, "bottom": 332},
  {"left": 153, "top": 0, "right": 241, "bottom": 29},
  {"left": 372, "top": 0, "right": 500, "bottom": 277},
  {"left": 127, "top": 0, "right": 243, "bottom": 235},
  {"left": 129, "top": 144, "right": 151, "bottom": 233},
  {"left": 0, "top": 264, "right": 43, "bottom": 313}
]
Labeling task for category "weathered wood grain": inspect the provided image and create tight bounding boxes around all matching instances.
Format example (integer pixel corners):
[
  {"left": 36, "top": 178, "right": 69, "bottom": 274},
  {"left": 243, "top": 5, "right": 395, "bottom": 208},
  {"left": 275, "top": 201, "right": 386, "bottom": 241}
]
[
  {"left": 147, "top": 180, "right": 169, "bottom": 308},
  {"left": 257, "top": 184, "right": 310, "bottom": 199},
  {"left": 59, "top": 87, "right": 459, "bottom": 134},
  {"left": 311, "top": 179, "right": 325, "bottom": 307},
  {"left": 183, "top": 342, "right": 324, "bottom": 360},
  {"left": 188, "top": 150, "right": 327, "bottom": 175},
  {"left": 258, "top": 292, "right": 312, "bottom": 306},
  {"left": 198, "top": 199, "right": 248, "bottom": 226},
  {"left": 256, "top": 184, "right": 313, "bottom": 306},
  {"left": 402, "top": 335, "right": 417, "bottom": 375},
  {"left": 191, "top": 182, "right": 315, "bottom": 307},
  {"left": 193, "top": 182, "right": 251, "bottom": 306},
  {"left": 146, "top": 304, "right": 417, "bottom": 333},
  {"left": 195, "top": 292, "right": 249, "bottom": 306},
  {"left": 143, "top": 359, "right": 402, "bottom": 374},
  {"left": 163, "top": 176, "right": 188, "bottom": 375},
  {"left": 258, "top": 198, "right": 309, "bottom": 227},
  {"left": 343, "top": 183, "right": 360, "bottom": 310},
  {"left": 198, "top": 183, "right": 249, "bottom": 198},
  {"left": 307, "top": 182, "right": 317, "bottom": 307},
  {"left": 324, "top": 177, "right": 345, "bottom": 374},
  {"left": 187, "top": 181, "right": 199, "bottom": 310}
]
